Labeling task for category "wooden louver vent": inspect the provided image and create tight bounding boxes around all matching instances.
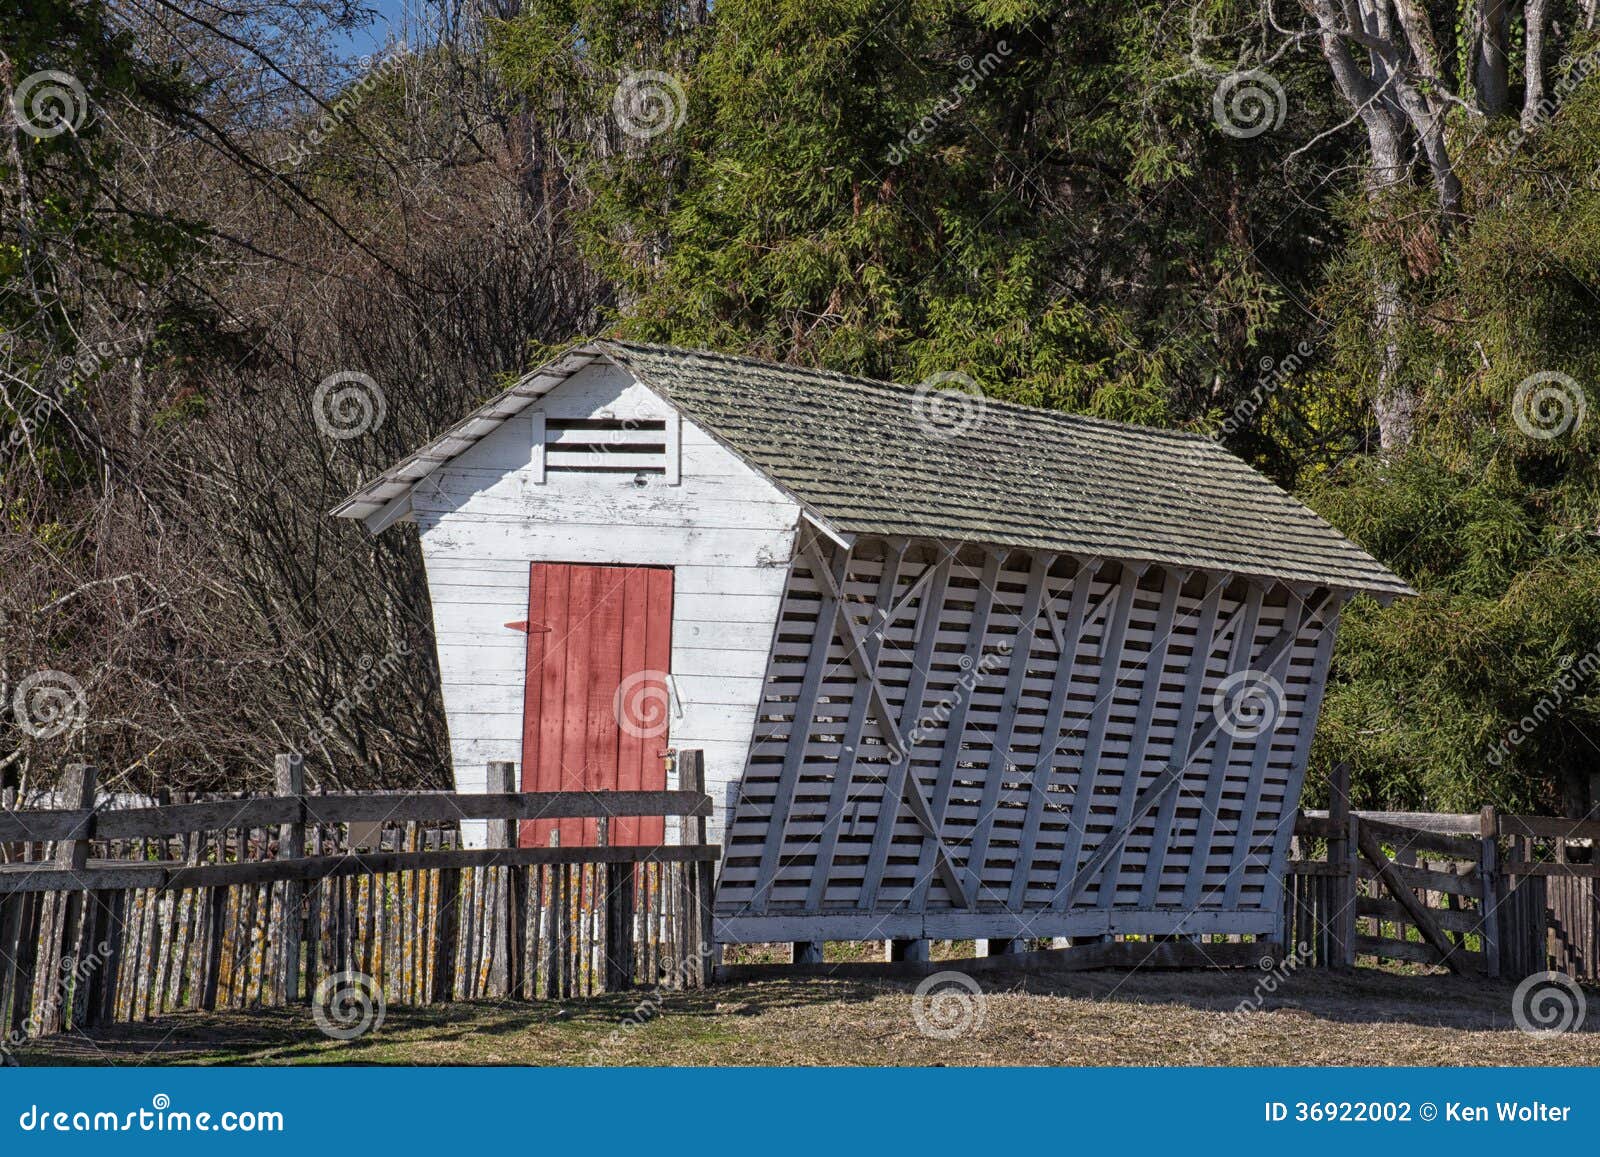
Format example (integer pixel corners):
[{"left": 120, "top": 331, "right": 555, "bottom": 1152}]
[{"left": 544, "top": 417, "right": 669, "bottom": 474}]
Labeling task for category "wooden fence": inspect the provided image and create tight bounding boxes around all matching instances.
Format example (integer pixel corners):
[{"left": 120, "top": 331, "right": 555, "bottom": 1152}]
[
  {"left": 6, "top": 748, "right": 1597, "bottom": 1040},
  {"left": 1284, "top": 766, "right": 1598, "bottom": 979},
  {"left": 0, "top": 753, "right": 719, "bottom": 1043}
]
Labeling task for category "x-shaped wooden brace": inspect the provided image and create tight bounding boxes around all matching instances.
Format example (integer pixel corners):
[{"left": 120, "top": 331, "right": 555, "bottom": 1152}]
[
  {"left": 1052, "top": 587, "right": 1337, "bottom": 910},
  {"left": 799, "top": 537, "right": 975, "bottom": 907}
]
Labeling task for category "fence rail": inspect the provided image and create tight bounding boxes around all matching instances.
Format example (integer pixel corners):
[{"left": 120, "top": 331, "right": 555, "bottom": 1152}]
[
  {"left": 0, "top": 789, "right": 711, "bottom": 845},
  {"left": 0, "top": 753, "right": 719, "bottom": 1045}
]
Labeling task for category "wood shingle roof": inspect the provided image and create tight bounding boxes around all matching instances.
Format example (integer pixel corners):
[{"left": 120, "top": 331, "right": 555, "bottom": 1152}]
[{"left": 334, "top": 339, "right": 1412, "bottom": 597}]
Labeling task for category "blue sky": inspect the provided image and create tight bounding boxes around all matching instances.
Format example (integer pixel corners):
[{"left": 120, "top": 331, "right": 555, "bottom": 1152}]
[{"left": 330, "top": 0, "right": 422, "bottom": 61}]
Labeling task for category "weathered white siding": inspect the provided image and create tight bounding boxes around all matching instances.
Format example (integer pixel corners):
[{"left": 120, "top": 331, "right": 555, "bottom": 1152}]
[{"left": 410, "top": 363, "right": 802, "bottom": 844}]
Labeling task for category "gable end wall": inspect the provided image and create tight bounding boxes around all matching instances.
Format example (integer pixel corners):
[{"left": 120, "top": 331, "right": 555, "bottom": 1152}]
[{"left": 409, "top": 363, "right": 802, "bottom": 844}]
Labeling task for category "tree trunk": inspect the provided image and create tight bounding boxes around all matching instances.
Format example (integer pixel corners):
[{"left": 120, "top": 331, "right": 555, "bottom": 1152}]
[
  {"left": 1522, "top": 0, "right": 1551, "bottom": 129},
  {"left": 1363, "top": 121, "right": 1414, "bottom": 451},
  {"left": 1371, "top": 271, "right": 1413, "bottom": 451},
  {"left": 1473, "top": 0, "right": 1510, "bottom": 115}
]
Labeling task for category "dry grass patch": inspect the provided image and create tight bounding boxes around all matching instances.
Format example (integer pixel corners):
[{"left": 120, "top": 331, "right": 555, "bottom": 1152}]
[{"left": 19, "top": 967, "right": 1600, "bottom": 1067}]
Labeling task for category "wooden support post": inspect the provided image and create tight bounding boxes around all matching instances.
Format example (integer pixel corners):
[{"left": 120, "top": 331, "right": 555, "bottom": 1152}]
[
  {"left": 540, "top": 831, "right": 563, "bottom": 1000},
  {"left": 792, "top": 941, "right": 823, "bottom": 965},
  {"left": 885, "top": 939, "right": 929, "bottom": 963},
  {"left": 680, "top": 750, "right": 708, "bottom": 846},
  {"left": 1340, "top": 812, "right": 1360, "bottom": 968},
  {"left": 2, "top": 772, "right": 17, "bottom": 863},
  {"left": 199, "top": 884, "right": 227, "bottom": 1011},
  {"left": 678, "top": 750, "right": 717, "bottom": 985},
  {"left": 0, "top": 893, "right": 22, "bottom": 1035},
  {"left": 7, "top": 892, "right": 42, "bottom": 1039},
  {"left": 695, "top": 861, "right": 717, "bottom": 984},
  {"left": 273, "top": 754, "right": 305, "bottom": 1002},
  {"left": 98, "top": 889, "right": 127, "bottom": 1024},
  {"left": 1479, "top": 805, "right": 1502, "bottom": 979},
  {"left": 507, "top": 864, "right": 529, "bottom": 1001},
  {"left": 41, "top": 764, "right": 96, "bottom": 1034},
  {"left": 486, "top": 761, "right": 518, "bottom": 996},
  {"left": 486, "top": 761, "right": 517, "bottom": 851},
  {"left": 47, "top": 892, "right": 85, "bottom": 1034},
  {"left": 1325, "top": 761, "right": 1355, "bottom": 969},
  {"left": 70, "top": 889, "right": 100, "bottom": 1024},
  {"left": 54, "top": 763, "right": 96, "bottom": 873}
]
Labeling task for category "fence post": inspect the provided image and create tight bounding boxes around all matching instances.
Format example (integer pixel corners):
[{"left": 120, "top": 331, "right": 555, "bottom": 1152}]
[
  {"left": 486, "top": 760, "right": 521, "bottom": 998},
  {"left": 507, "top": 865, "right": 529, "bottom": 1002},
  {"left": 487, "top": 760, "right": 517, "bottom": 850},
  {"left": 1479, "top": 805, "right": 1502, "bottom": 979},
  {"left": 433, "top": 864, "right": 462, "bottom": 1004},
  {"left": 543, "top": 828, "right": 565, "bottom": 999},
  {"left": 679, "top": 749, "right": 717, "bottom": 984},
  {"left": 1326, "top": 762, "right": 1355, "bottom": 970},
  {"left": 274, "top": 754, "right": 306, "bottom": 1004},
  {"left": 44, "top": 764, "right": 95, "bottom": 1033},
  {"left": 54, "top": 763, "right": 96, "bottom": 873},
  {"left": 1, "top": 765, "right": 16, "bottom": 862}
]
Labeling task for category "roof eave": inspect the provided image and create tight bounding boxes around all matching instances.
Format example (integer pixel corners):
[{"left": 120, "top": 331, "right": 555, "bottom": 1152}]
[{"left": 326, "top": 343, "right": 607, "bottom": 525}]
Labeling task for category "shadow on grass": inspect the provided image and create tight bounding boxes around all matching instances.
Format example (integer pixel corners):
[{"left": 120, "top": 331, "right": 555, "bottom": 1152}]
[{"left": 17, "top": 966, "right": 1594, "bottom": 1066}]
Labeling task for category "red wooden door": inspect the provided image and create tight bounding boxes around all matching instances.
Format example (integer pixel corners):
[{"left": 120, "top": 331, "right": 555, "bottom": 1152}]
[{"left": 520, "top": 563, "right": 673, "bottom": 847}]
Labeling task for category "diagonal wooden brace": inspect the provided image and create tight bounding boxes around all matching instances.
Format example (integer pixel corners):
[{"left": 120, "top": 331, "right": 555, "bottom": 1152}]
[
  {"left": 1356, "top": 821, "right": 1464, "bottom": 973},
  {"left": 1053, "top": 589, "right": 1335, "bottom": 910},
  {"left": 801, "top": 538, "right": 975, "bottom": 908},
  {"left": 874, "top": 543, "right": 957, "bottom": 639}
]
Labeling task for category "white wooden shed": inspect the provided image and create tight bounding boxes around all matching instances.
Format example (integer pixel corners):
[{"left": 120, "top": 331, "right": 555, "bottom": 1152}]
[{"left": 333, "top": 341, "right": 1410, "bottom": 947}]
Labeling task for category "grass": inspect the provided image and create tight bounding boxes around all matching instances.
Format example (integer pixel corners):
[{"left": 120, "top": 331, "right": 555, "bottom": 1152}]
[{"left": 18, "top": 965, "right": 1600, "bottom": 1067}]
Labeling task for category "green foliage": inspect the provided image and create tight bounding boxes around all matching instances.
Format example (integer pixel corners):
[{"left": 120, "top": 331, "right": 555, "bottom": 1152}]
[
  {"left": 488, "top": 0, "right": 1600, "bottom": 814},
  {"left": 1304, "top": 64, "right": 1600, "bottom": 813},
  {"left": 493, "top": 0, "right": 1350, "bottom": 424}
]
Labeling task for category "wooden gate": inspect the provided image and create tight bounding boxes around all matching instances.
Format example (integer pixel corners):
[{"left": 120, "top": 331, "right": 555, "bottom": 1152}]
[
  {"left": 520, "top": 563, "right": 674, "bottom": 847},
  {"left": 1286, "top": 791, "right": 1599, "bottom": 979}
]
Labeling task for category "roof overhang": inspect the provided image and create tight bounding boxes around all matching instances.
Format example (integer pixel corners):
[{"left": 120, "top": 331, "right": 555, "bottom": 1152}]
[
  {"left": 330, "top": 342, "right": 855, "bottom": 547},
  {"left": 330, "top": 340, "right": 1411, "bottom": 601},
  {"left": 330, "top": 346, "right": 605, "bottom": 531}
]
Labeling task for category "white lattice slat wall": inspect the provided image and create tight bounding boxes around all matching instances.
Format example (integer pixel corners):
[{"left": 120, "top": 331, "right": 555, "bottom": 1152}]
[{"left": 715, "top": 534, "right": 1344, "bottom": 942}]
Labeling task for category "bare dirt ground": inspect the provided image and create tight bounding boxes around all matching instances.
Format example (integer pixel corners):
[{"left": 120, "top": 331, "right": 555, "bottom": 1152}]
[{"left": 18, "top": 966, "right": 1600, "bottom": 1067}]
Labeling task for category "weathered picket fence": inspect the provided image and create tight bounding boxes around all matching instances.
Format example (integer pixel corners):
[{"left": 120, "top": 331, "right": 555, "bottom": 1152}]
[
  {"left": 0, "top": 753, "right": 718, "bottom": 1042},
  {"left": 1284, "top": 766, "right": 1597, "bottom": 978}
]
